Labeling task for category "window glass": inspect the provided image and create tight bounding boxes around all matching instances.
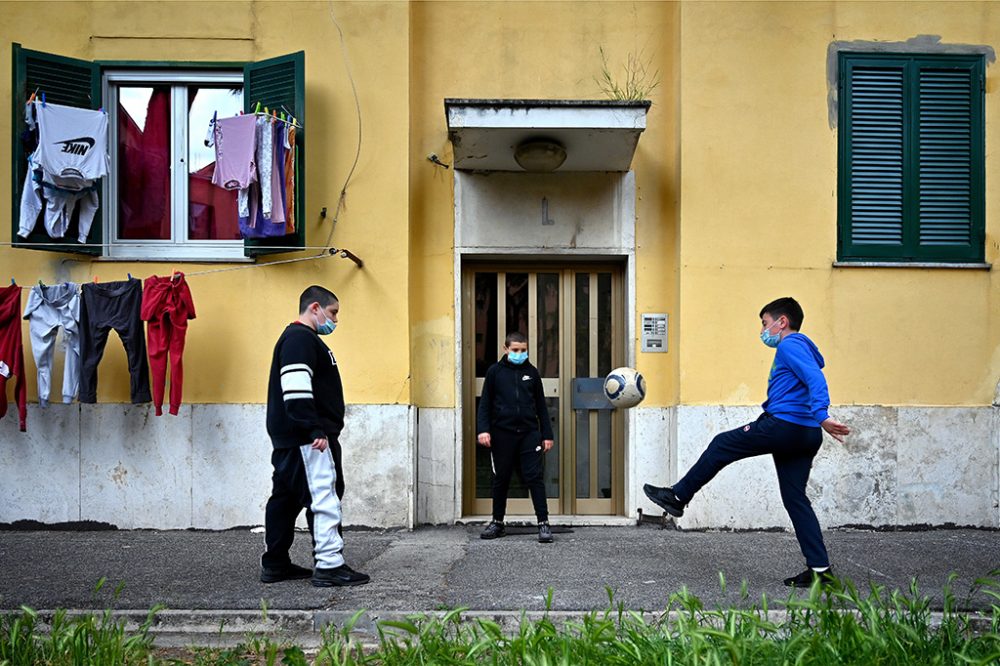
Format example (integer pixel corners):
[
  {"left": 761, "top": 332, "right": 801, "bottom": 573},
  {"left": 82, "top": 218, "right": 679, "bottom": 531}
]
[
  {"left": 117, "top": 85, "right": 171, "bottom": 240},
  {"left": 188, "top": 86, "right": 243, "bottom": 240}
]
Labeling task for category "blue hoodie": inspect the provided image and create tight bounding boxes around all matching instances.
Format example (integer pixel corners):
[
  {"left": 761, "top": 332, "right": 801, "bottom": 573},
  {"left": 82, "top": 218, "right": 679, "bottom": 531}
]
[{"left": 761, "top": 332, "right": 830, "bottom": 428}]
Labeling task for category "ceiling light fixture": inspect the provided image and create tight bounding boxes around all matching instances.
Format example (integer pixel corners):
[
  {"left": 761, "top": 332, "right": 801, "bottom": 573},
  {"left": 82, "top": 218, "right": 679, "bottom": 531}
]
[{"left": 513, "top": 138, "right": 567, "bottom": 172}]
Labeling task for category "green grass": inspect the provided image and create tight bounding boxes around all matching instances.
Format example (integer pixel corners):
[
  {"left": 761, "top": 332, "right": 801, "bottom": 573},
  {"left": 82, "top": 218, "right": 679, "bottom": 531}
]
[{"left": 2, "top": 573, "right": 998, "bottom": 665}]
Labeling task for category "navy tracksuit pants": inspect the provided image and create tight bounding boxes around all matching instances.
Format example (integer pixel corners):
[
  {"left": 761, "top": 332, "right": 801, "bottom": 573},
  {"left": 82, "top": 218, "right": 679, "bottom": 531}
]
[{"left": 672, "top": 413, "right": 829, "bottom": 568}]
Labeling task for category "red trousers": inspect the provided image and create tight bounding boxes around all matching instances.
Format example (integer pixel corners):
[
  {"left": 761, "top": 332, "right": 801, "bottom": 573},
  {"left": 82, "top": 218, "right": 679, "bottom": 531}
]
[
  {"left": 0, "top": 285, "right": 27, "bottom": 431},
  {"left": 141, "top": 274, "right": 196, "bottom": 416}
]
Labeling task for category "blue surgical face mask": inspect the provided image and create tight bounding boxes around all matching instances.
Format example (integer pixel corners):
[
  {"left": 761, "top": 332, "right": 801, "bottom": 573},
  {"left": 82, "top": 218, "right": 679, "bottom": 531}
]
[
  {"left": 315, "top": 311, "right": 337, "bottom": 336},
  {"left": 760, "top": 320, "right": 782, "bottom": 348},
  {"left": 507, "top": 351, "right": 528, "bottom": 365}
]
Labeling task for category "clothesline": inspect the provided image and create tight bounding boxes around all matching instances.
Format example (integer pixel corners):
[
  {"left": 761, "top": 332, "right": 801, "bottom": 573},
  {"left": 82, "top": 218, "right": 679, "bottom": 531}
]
[
  {"left": 0, "top": 241, "right": 345, "bottom": 251},
  {"left": 6, "top": 246, "right": 363, "bottom": 288},
  {"left": 243, "top": 103, "right": 302, "bottom": 129}
]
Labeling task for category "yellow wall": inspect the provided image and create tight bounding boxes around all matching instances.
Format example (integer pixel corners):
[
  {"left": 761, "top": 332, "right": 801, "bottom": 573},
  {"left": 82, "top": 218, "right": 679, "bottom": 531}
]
[
  {"left": 679, "top": 0, "right": 1000, "bottom": 407},
  {"left": 3, "top": 0, "right": 996, "bottom": 412},
  {"left": 0, "top": 1, "right": 412, "bottom": 406},
  {"left": 408, "top": 0, "right": 682, "bottom": 408}
]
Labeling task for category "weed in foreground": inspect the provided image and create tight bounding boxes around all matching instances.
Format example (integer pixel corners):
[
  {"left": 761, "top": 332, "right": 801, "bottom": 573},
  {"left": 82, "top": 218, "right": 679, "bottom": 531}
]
[{"left": 2, "top": 573, "right": 998, "bottom": 665}]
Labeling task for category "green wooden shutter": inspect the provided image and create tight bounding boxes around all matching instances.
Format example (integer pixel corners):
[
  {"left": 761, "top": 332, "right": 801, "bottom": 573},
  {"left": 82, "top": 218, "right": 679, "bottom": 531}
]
[
  {"left": 243, "top": 51, "right": 305, "bottom": 257},
  {"left": 839, "top": 53, "right": 984, "bottom": 263},
  {"left": 914, "top": 59, "right": 983, "bottom": 261},
  {"left": 839, "top": 57, "right": 907, "bottom": 259},
  {"left": 11, "top": 43, "right": 103, "bottom": 255}
]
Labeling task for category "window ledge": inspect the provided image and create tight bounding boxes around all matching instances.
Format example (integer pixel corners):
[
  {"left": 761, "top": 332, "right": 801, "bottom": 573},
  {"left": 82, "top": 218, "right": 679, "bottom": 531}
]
[
  {"left": 833, "top": 261, "right": 991, "bottom": 270},
  {"left": 95, "top": 255, "right": 253, "bottom": 264}
]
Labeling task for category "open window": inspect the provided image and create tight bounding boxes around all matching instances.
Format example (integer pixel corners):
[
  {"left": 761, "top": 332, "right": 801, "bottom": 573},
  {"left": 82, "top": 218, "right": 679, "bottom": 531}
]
[{"left": 11, "top": 44, "right": 305, "bottom": 260}]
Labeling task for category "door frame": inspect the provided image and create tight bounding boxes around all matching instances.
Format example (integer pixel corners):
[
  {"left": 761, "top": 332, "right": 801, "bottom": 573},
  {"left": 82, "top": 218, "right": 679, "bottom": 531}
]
[
  {"left": 447, "top": 170, "right": 639, "bottom": 522},
  {"left": 459, "top": 260, "right": 629, "bottom": 517}
]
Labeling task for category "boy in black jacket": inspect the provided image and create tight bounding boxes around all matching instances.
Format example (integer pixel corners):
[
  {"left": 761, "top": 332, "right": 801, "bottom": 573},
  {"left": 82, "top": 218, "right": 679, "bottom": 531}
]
[
  {"left": 260, "top": 285, "right": 369, "bottom": 587},
  {"left": 477, "top": 332, "right": 555, "bottom": 543}
]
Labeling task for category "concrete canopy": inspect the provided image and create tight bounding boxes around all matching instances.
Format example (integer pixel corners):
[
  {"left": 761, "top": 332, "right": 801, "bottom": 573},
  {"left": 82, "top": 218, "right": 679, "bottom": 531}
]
[{"left": 445, "top": 99, "right": 650, "bottom": 172}]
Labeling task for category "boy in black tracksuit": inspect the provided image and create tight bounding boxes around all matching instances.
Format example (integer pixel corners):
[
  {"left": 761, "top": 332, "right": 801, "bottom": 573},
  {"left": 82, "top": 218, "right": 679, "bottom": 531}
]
[
  {"left": 476, "top": 331, "right": 555, "bottom": 543},
  {"left": 260, "top": 285, "right": 369, "bottom": 587}
]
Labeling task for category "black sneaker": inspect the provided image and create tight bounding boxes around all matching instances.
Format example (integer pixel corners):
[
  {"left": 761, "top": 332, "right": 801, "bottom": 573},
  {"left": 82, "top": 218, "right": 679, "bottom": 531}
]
[
  {"left": 784, "top": 567, "right": 837, "bottom": 588},
  {"left": 312, "top": 563, "right": 371, "bottom": 587},
  {"left": 480, "top": 521, "right": 506, "bottom": 540},
  {"left": 643, "top": 483, "right": 685, "bottom": 517},
  {"left": 538, "top": 522, "right": 554, "bottom": 543},
  {"left": 259, "top": 562, "right": 312, "bottom": 584}
]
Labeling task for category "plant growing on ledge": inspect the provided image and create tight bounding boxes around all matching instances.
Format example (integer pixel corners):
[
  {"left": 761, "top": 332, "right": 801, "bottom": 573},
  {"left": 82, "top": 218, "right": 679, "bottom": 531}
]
[{"left": 596, "top": 45, "right": 660, "bottom": 101}]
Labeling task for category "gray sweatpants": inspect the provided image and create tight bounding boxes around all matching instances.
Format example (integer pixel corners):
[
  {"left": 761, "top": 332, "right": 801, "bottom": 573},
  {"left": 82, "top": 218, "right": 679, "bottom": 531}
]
[{"left": 22, "top": 282, "right": 81, "bottom": 406}]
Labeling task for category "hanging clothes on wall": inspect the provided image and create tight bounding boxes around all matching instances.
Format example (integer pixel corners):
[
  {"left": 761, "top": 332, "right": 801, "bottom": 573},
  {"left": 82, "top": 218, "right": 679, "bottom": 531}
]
[
  {"left": 209, "top": 111, "right": 298, "bottom": 240},
  {"left": 79, "top": 278, "right": 152, "bottom": 405},
  {"left": 17, "top": 100, "right": 109, "bottom": 243},
  {"left": 0, "top": 285, "right": 27, "bottom": 432},
  {"left": 141, "top": 273, "right": 196, "bottom": 416},
  {"left": 207, "top": 113, "right": 258, "bottom": 224},
  {"left": 283, "top": 125, "right": 296, "bottom": 235},
  {"left": 22, "top": 282, "right": 81, "bottom": 407}
]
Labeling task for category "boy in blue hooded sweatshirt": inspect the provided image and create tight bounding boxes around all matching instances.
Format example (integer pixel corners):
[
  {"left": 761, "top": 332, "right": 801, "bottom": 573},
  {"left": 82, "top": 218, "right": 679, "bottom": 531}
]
[{"left": 644, "top": 297, "right": 850, "bottom": 588}]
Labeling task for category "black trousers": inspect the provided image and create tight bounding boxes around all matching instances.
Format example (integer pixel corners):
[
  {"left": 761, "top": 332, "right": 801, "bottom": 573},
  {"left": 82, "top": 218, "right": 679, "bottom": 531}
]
[
  {"left": 490, "top": 429, "right": 548, "bottom": 522},
  {"left": 79, "top": 278, "right": 151, "bottom": 404},
  {"left": 672, "top": 413, "right": 830, "bottom": 568},
  {"left": 262, "top": 439, "right": 344, "bottom": 568}
]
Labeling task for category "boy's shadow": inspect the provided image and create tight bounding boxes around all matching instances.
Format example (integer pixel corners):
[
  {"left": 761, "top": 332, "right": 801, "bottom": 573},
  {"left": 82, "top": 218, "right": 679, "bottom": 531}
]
[{"left": 500, "top": 526, "right": 575, "bottom": 536}]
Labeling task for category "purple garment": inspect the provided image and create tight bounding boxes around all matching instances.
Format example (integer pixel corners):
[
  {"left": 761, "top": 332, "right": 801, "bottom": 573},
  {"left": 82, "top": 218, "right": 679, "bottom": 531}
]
[
  {"left": 211, "top": 115, "right": 257, "bottom": 190},
  {"left": 240, "top": 182, "right": 284, "bottom": 239},
  {"left": 237, "top": 119, "right": 287, "bottom": 239}
]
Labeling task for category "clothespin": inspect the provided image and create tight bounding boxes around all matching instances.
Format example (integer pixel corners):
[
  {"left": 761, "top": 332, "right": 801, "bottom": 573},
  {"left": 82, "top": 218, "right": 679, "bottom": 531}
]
[
  {"left": 10, "top": 278, "right": 16, "bottom": 286},
  {"left": 271, "top": 110, "right": 277, "bottom": 125},
  {"left": 254, "top": 101, "right": 261, "bottom": 114},
  {"left": 41, "top": 92, "right": 46, "bottom": 108},
  {"left": 280, "top": 111, "right": 286, "bottom": 122},
  {"left": 38, "top": 279, "right": 45, "bottom": 288},
  {"left": 127, "top": 273, "right": 133, "bottom": 280},
  {"left": 92, "top": 275, "right": 99, "bottom": 284},
  {"left": 212, "top": 110, "right": 217, "bottom": 125},
  {"left": 27, "top": 90, "right": 36, "bottom": 104}
]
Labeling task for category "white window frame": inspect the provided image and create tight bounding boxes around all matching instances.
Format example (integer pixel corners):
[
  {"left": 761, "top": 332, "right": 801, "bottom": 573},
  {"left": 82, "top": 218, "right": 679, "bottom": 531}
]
[{"left": 102, "top": 70, "right": 248, "bottom": 261}]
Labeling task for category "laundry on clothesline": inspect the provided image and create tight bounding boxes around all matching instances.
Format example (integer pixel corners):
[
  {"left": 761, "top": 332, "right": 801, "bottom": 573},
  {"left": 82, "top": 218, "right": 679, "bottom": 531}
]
[
  {"left": 207, "top": 107, "right": 299, "bottom": 240},
  {"left": 0, "top": 285, "right": 27, "bottom": 432},
  {"left": 23, "top": 281, "right": 81, "bottom": 407},
  {"left": 17, "top": 99, "right": 109, "bottom": 244}
]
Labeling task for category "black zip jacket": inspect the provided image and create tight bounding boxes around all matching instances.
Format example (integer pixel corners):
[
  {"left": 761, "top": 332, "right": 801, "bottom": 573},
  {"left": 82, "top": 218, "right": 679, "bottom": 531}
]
[
  {"left": 476, "top": 355, "right": 554, "bottom": 439},
  {"left": 266, "top": 322, "right": 345, "bottom": 448}
]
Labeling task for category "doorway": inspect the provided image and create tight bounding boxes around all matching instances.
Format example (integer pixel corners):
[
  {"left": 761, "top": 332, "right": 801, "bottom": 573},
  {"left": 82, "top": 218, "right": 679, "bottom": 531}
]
[{"left": 461, "top": 263, "right": 625, "bottom": 516}]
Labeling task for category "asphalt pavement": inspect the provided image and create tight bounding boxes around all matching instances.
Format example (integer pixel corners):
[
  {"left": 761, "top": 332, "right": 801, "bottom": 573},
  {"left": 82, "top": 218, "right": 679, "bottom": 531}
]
[{"left": 1, "top": 525, "right": 997, "bottom": 646}]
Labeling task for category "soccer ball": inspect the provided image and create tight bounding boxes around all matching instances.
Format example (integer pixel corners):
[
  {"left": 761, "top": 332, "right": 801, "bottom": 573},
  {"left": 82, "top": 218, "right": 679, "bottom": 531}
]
[{"left": 603, "top": 367, "right": 646, "bottom": 409}]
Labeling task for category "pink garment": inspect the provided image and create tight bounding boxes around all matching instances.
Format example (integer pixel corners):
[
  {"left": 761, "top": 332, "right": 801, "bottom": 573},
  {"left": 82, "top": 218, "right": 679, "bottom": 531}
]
[
  {"left": 211, "top": 114, "right": 257, "bottom": 191},
  {"left": 269, "top": 120, "right": 285, "bottom": 227}
]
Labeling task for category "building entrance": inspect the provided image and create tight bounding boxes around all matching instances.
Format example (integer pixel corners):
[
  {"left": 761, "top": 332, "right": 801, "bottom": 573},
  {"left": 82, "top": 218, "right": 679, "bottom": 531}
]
[{"left": 462, "top": 264, "right": 625, "bottom": 516}]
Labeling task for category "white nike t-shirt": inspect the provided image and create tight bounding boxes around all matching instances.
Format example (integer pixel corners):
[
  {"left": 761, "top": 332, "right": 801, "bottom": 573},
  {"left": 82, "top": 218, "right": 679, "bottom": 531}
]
[{"left": 35, "top": 101, "right": 109, "bottom": 183}]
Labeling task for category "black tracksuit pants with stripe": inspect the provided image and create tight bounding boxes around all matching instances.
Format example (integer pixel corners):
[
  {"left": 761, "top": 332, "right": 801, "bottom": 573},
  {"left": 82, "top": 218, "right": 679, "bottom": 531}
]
[{"left": 262, "top": 439, "right": 344, "bottom": 569}]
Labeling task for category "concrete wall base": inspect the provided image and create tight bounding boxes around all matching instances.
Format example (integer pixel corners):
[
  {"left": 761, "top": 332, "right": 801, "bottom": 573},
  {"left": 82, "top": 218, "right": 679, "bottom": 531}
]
[
  {"left": 2, "top": 403, "right": 995, "bottom": 529},
  {"left": 0, "top": 403, "right": 414, "bottom": 529}
]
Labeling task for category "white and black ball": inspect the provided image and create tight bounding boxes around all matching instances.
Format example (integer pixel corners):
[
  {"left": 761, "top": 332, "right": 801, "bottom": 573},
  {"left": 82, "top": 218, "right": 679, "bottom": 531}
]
[{"left": 603, "top": 367, "right": 646, "bottom": 409}]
